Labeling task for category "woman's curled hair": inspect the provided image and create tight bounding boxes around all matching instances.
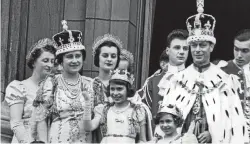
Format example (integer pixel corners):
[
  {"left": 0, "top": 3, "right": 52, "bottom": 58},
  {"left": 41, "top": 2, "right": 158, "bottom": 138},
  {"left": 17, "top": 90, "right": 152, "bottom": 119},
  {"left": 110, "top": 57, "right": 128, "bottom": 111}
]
[
  {"left": 26, "top": 38, "right": 56, "bottom": 69},
  {"left": 94, "top": 41, "right": 121, "bottom": 68}
]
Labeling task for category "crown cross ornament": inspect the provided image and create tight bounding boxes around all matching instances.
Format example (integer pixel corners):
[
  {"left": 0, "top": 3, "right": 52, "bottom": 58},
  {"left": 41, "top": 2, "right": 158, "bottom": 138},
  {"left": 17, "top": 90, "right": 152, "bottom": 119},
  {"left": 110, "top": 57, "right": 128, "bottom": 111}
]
[
  {"left": 186, "top": 0, "right": 216, "bottom": 44},
  {"left": 110, "top": 69, "right": 134, "bottom": 85},
  {"left": 78, "top": 34, "right": 82, "bottom": 42},
  {"left": 59, "top": 37, "right": 64, "bottom": 45},
  {"left": 68, "top": 31, "right": 75, "bottom": 43}
]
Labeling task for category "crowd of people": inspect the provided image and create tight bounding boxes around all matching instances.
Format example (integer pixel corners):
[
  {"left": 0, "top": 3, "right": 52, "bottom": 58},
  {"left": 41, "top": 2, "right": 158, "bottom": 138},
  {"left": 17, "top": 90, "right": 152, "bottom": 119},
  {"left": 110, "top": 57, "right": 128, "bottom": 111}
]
[{"left": 4, "top": 0, "right": 250, "bottom": 143}]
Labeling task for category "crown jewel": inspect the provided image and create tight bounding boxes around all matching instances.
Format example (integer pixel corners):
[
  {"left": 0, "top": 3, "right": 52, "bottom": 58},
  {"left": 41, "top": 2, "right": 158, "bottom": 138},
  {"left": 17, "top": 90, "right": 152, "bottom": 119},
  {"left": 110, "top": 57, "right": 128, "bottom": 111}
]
[
  {"left": 186, "top": 0, "right": 216, "bottom": 44},
  {"left": 53, "top": 20, "right": 85, "bottom": 56},
  {"left": 110, "top": 69, "right": 134, "bottom": 85},
  {"left": 92, "top": 34, "right": 123, "bottom": 56},
  {"left": 158, "top": 104, "right": 183, "bottom": 119}
]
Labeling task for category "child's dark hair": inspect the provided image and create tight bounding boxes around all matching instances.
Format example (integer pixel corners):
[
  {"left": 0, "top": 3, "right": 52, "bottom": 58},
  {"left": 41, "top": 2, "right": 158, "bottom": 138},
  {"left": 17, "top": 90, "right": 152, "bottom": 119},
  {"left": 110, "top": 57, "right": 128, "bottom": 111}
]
[
  {"left": 56, "top": 49, "right": 86, "bottom": 64},
  {"left": 107, "top": 79, "right": 135, "bottom": 98},
  {"left": 94, "top": 41, "right": 121, "bottom": 68},
  {"left": 154, "top": 112, "right": 184, "bottom": 127}
]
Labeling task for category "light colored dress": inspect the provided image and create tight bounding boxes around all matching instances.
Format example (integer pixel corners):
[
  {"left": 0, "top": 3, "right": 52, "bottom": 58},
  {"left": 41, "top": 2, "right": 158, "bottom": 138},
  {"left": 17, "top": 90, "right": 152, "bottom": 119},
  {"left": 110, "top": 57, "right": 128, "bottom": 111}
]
[
  {"left": 94, "top": 102, "right": 146, "bottom": 143},
  {"left": 153, "top": 133, "right": 198, "bottom": 144},
  {"left": 33, "top": 74, "right": 94, "bottom": 143},
  {"left": 5, "top": 80, "right": 38, "bottom": 143}
]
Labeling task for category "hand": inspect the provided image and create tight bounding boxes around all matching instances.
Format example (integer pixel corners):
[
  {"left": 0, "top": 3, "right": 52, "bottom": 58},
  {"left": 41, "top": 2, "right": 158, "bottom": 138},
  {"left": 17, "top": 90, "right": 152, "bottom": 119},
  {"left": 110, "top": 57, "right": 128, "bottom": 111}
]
[
  {"left": 82, "top": 91, "right": 91, "bottom": 102},
  {"left": 81, "top": 83, "right": 91, "bottom": 102},
  {"left": 198, "top": 131, "right": 211, "bottom": 143}
]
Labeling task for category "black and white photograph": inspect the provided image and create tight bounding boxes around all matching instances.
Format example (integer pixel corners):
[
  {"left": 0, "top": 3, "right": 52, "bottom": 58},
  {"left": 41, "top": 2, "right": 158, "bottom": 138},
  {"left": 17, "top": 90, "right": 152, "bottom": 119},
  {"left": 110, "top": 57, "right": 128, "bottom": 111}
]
[{"left": 1, "top": 0, "right": 250, "bottom": 143}]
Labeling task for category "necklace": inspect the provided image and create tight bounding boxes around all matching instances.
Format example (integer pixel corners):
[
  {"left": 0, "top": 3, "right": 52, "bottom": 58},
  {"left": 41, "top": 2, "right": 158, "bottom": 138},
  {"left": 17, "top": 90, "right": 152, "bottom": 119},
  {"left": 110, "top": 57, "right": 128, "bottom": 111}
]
[
  {"left": 112, "top": 102, "right": 130, "bottom": 114},
  {"left": 63, "top": 74, "right": 81, "bottom": 86},
  {"left": 60, "top": 75, "right": 82, "bottom": 99}
]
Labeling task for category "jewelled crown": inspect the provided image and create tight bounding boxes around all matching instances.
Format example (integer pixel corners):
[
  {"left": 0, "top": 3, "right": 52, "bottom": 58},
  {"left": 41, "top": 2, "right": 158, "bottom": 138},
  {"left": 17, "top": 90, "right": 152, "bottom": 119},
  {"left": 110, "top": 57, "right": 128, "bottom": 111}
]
[
  {"left": 110, "top": 69, "right": 134, "bottom": 85},
  {"left": 92, "top": 34, "right": 123, "bottom": 56},
  {"left": 52, "top": 20, "right": 85, "bottom": 56},
  {"left": 158, "top": 104, "right": 183, "bottom": 118},
  {"left": 186, "top": 0, "right": 216, "bottom": 44},
  {"left": 120, "top": 49, "right": 134, "bottom": 64}
]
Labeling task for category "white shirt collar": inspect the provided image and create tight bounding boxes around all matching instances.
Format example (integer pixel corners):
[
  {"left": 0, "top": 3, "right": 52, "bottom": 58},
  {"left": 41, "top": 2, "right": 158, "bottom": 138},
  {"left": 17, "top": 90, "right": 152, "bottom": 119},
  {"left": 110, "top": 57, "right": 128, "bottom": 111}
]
[{"left": 168, "top": 63, "right": 185, "bottom": 73}]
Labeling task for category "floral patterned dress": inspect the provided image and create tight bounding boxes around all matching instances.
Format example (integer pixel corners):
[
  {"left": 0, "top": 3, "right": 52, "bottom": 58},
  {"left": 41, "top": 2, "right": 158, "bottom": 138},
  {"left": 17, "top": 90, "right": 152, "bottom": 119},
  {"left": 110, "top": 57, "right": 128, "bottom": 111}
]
[
  {"left": 5, "top": 80, "right": 38, "bottom": 143},
  {"left": 92, "top": 77, "right": 113, "bottom": 106},
  {"left": 94, "top": 102, "right": 146, "bottom": 143},
  {"left": 33, "top": 74, "right": 94, "bottom": 143}
]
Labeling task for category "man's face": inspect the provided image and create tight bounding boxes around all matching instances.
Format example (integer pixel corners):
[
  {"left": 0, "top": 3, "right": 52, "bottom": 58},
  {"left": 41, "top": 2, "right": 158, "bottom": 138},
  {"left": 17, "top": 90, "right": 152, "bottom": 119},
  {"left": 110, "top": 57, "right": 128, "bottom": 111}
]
[
  {"left": 167, "top": 39, "right": 189, "bottom": 66},
  {"left": 233, "top": 40, "right": 250, "bottom": 67},
  {"left": 190, "top": 41, "right": 214, "bottom": 66}
]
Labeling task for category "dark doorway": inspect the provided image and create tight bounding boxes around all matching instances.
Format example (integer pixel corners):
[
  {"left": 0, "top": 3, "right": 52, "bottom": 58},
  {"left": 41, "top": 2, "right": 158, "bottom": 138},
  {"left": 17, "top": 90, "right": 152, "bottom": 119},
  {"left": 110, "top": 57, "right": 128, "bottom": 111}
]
[{"left": 149, "top": 0, "right": 250, "bottom": 75}]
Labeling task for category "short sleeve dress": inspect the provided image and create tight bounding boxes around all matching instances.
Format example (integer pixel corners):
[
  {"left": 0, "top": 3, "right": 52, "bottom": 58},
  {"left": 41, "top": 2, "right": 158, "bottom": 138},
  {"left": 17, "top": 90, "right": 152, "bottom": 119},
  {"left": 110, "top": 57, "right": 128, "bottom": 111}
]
[{"left": 5, "top": 80, "right": 38, "bottom": 143}]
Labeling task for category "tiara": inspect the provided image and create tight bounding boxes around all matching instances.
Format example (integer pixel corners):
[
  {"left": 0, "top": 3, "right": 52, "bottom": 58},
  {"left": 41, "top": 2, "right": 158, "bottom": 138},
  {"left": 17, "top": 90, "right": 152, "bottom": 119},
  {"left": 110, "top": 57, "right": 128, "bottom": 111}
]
[
  {"left": 26, "top": 38, "right": 55, "bottom": 60},
  {"left": 120, "top": 49, "right": 134, "bottom": 64},
  {"left": 92, "top": 34, "right": 123, "bottom": 56},
  {"left": 110, "top": 69, "right": 135, "bottom": 85},
  {"left": 158, "top": 104, "right": 183, "bottom": 119}
]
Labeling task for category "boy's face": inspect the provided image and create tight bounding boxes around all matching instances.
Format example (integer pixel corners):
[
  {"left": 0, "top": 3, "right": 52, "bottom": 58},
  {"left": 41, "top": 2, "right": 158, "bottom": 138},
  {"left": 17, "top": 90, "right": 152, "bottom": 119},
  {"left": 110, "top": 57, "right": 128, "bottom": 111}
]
[
  {"left": 167, "top": 38, "right": 189, "bottom": 66},
  {"left": 233, "top": 40, "right": 250, "bottom": 67},
  {"left": 110, "top": 82, "right": 128, "bottom": 104},
  {"left": 159, "top": 113, "right": 177, "bottom": 137}
]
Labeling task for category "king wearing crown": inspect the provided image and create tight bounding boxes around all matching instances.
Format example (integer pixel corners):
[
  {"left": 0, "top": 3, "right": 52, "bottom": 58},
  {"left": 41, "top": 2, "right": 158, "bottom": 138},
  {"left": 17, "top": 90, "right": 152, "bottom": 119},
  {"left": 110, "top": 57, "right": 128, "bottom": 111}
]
[{"left": 162, "top": 0, "right": 249, "bottom": 143}]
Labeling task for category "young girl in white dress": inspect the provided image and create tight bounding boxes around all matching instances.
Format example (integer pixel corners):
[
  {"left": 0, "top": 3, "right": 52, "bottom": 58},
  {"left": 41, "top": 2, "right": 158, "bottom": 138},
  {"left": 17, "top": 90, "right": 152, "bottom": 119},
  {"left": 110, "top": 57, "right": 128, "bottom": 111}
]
[
  {"left": 83, "top": 69, "right": 147, "bottom": 143},
  {"left": 152, "top": 104, "right": 198, "bottom": 144}
]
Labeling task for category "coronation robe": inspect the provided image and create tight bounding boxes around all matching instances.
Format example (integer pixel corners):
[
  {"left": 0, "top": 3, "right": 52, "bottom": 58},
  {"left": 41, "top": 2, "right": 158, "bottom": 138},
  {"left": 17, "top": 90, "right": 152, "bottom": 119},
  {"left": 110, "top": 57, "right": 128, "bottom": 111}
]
[
  {"left": 162, "top": 63, "right": 249, "bottom": 143},
  {"left": 221, "top": 60, "right": 250, "bottom": 140},
  {"left": 131, "top": 64, "right": 185, "bottom": 133}
]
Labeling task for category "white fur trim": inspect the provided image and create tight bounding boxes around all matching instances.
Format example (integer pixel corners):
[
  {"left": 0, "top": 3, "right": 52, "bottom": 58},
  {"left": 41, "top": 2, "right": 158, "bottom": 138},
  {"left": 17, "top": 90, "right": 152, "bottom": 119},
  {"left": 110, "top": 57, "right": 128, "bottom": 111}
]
[{"left": 217, "top": 60, "right": 228, "bottom": 68}]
